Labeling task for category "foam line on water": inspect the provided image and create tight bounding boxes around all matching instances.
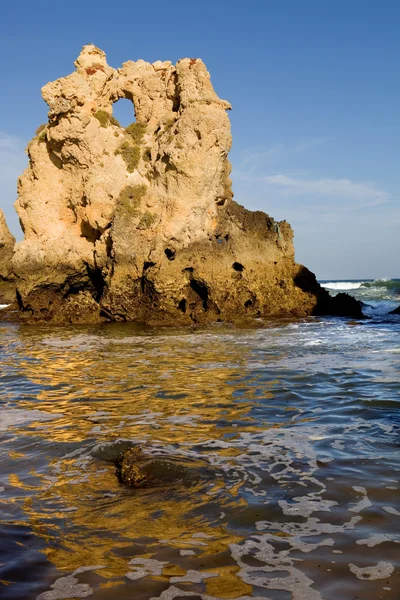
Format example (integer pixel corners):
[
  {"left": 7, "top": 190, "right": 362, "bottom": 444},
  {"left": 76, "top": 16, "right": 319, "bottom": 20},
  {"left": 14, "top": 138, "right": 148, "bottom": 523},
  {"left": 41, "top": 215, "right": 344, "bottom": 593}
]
[{"left": 322, "top": 282, "right": 363, "bottom": 290}]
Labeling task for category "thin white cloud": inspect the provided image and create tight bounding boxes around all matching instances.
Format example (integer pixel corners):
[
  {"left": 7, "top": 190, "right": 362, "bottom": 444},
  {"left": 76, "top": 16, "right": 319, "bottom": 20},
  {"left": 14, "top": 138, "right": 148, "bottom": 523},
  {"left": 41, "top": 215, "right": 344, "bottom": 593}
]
[
  {"left": 0, "top": 131, "right": 26, "bottom": 160},
  {"left": 239, "top": 137, "right": 330, "bottom": 170},
  {"left": 0, "top": 132, "right": 24, "bottom": 152},
  {"left": 262, "top": 174, "right": 390, "bottom": 207},
  {"left": 234, "top": 137, "right": 390, "bottom": 210}
]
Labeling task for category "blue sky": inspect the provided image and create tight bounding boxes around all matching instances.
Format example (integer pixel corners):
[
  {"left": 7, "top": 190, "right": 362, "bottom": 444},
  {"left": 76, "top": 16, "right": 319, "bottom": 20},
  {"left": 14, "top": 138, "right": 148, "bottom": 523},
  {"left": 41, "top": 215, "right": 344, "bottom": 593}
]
[{"left": 0, "top": 0, "right": 399, "bottom": 279}]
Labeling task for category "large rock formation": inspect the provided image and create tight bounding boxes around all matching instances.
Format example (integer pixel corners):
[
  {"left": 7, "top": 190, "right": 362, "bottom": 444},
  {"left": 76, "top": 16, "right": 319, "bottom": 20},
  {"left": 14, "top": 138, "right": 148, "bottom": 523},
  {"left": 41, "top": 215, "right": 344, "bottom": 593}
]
[
  {"left": 12, "top": 45, "right": 361, "bottom": 324},
  {"left": 0, "top": 210, "right": 16, "bottom": 304}
]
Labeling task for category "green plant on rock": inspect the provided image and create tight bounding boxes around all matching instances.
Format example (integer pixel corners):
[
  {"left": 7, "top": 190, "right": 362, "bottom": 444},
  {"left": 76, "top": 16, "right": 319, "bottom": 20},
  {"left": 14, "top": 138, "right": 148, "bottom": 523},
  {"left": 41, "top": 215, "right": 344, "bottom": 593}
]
[
  {"left": 38, "top": 130, "right": 47, "bottom": 143},
  {"left": 109, "top": 115, "right": 121, "bottom": 127},
  {"left": 94, "top": 110, "right": 110, "bottom": 127},
  {"left": 115, "top": 141, "right": 141, "bottom": 172},
  {"left": 35, "top": 124, "right": 47, "bottom": 143},
  {"left": 35, "top": 124, "right": 47, "bottom": 136},
  {"left": 125, "top": 122, "right": 146, "bottom": 144},
  {"left": 117, "top": 184, "right": 147, "bottom": 218},
  {"left": 138, "top": 211, "right": 156, "bottom": 229},
  {"left": 94, "top": 110, "right": 121, "bottom": 128}
]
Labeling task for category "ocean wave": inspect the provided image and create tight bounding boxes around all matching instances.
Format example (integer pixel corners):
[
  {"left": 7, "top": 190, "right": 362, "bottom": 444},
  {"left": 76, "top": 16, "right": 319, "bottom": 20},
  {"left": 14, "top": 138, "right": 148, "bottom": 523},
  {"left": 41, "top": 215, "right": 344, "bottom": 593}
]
[
  {"left": 322, "top": 282, "right": 363, "bottom": 290},
  {"left": 362, "top": 279, "right": 400, "bottom": 292},
  {"left": 321, "top": 279, "right": 400, "bottom": 294}
]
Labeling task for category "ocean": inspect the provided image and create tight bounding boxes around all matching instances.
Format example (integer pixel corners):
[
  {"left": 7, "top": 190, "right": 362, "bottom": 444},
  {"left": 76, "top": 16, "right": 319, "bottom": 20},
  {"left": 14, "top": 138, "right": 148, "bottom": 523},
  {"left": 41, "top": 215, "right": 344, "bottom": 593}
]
[{"left": 0, "top": 279, "right": 399, "bottom": 599}]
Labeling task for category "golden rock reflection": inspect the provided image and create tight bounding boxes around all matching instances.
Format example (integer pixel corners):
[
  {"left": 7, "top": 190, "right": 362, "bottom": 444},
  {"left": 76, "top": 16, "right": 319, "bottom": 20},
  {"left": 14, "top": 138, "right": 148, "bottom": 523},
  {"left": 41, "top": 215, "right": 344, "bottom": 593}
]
[
  {"left": 9, "top": 324, "right": 287, "bottom": 445},
  {"left": 3, "top": 323, "right": 294, "bottom": 596}
]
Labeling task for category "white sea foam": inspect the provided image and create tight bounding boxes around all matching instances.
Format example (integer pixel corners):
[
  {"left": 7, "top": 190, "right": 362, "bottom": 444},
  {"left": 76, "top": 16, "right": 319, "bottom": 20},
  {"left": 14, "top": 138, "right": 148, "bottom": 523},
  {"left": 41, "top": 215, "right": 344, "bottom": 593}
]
[
  {"left": 170, "top": 569, "right": 218, "bottom": 583},
  {"left": 42, "top": 334, "right": 103, "bottom": 350},
  {"left": 179, "top": 549, "right": 196, "bottom": 556},
  {"left": 35, "top": 567, "right": 104, "bottom": 600},
  {"left": 126, "top": 558, "right": 167, "bottom": 581},
  {"left": 322, "top": 282, "right": 363, "bottom": 290},
  {"left": 356, "top": 534, "right": 400, "bottom": 547},
  {"left": 349, "top": 486, "right": 372, "bottom": 513},
  {"left": 382, "top": 506, "right": 400, "bottom": 516},
  {"left": 349, "top": 561, "right": 394, "bottom": 580}
]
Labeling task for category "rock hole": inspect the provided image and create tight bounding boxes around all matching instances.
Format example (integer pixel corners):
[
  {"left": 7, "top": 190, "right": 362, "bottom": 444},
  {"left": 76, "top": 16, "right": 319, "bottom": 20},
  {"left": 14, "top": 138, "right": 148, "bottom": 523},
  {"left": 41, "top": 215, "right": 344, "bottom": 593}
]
[
  {"left": 16, "top": 290, "right": 24, "bottom": 311},
  {"left": 161, "top": 154, "right": 176, "bottom": 172},
  {"left": 171, "top": 73, "right": 180, "bottom": 112},
  {"left": 232, "top": 262, "right": 244, "bottom": 272},
  {"left": 143, "top": 261, "right": 156, "bottom": 271},
  {"left": 87, "top": 266, "right": 105, "bottom": 302},
  {"left": 215, "top": 233, "right": 228, "bottom": 244},
  {"left": 244, "top": 299, "right": 253, "bottom": 308},
  {"left": 178, "top": 298, "right": 187, "bottom": 313},
  {"left": 183, "top": 267, "right": 194, "bottom": 273},
  {"left": 165, "top": 248, "right": 175, "bottom": 261},
  {"left": 190, "top": 279, "right": 208, "bottom": 310},
  {"left": 105, "top": 234, "right": 113, "bottom": 258},
  {"left": 195, "top": 129, "right": 201, "bottom": 140},
  {"left": 112, "top": 96, "right": 136, "bottom": 127},
  {"left": 81, "top": 220, "right": 102, "bottom": 243}
]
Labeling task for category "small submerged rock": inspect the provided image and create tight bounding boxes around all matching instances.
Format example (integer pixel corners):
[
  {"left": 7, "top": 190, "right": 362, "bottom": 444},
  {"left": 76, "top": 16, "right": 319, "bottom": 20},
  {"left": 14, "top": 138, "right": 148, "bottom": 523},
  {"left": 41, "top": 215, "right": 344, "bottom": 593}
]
[
  {"left": 116, "top": 447, "right": 148, "bottom": 487},
  {"left": 389, "top": 305, "right": 400, "bottom": 315},
  {"left": 115, "top": 446, "right": 212, "bottom": 488}
]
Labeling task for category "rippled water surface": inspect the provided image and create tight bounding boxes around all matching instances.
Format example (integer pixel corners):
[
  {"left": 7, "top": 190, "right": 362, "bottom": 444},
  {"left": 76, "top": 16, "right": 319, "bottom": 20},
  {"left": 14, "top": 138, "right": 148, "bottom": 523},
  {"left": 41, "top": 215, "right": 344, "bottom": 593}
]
[{"left": 0, "top": 314, "right": 399, "bottom": 599}]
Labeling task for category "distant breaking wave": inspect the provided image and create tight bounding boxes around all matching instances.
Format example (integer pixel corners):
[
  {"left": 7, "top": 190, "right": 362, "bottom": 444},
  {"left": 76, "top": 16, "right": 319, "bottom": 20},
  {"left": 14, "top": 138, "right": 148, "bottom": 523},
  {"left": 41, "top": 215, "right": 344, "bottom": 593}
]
[
  {"left": 362, "top": 279, "right": 400, "bottom": 292},
  {"left": 321, "top": 279, "right": 400, "bottom": 293},
  {"left": 320, "top": 279, "right": 400, "bottom": 309},
  {"left": 322, "top": 282, "right": 362, "bottom": 291}
]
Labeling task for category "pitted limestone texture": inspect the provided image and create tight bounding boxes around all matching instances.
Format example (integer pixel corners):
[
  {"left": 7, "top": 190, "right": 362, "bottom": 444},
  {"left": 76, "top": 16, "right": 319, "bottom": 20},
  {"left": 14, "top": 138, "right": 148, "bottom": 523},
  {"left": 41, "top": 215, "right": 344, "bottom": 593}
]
[{"left": 11, "top": 45, "right": 362, "bottom": 325}]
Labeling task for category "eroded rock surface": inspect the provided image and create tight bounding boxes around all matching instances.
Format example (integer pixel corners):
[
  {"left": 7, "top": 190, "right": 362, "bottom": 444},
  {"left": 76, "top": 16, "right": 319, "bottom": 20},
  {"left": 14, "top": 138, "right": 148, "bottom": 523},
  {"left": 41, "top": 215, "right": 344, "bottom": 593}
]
[
  {"left": 12, "top": 45, "right": 361, "bottom": 324},
  {"left": 0, "top": 210, "right": 16, "bottom": 303},
  {"left": 116, "top": 447, "right": 148, "bottom": 487},
  {"left": 116, "top": 446, "right": 212, "bottom": 488}
]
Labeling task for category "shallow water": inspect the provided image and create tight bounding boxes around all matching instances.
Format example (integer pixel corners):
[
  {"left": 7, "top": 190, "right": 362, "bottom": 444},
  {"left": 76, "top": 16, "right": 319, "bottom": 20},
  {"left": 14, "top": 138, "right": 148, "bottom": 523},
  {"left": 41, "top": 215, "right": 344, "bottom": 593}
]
[{"left": 0, "top": 311, "right": 399, "bottom": 599}]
